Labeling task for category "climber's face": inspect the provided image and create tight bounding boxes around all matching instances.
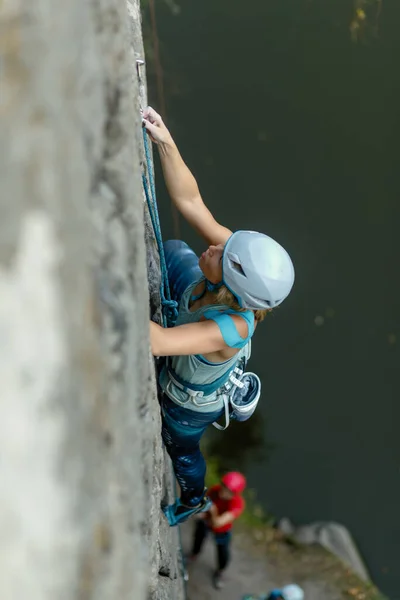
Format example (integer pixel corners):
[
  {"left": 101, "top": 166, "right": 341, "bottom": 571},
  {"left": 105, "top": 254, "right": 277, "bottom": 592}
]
[{"left": 199, "top": 244, "right": 224, "bottom": 283}]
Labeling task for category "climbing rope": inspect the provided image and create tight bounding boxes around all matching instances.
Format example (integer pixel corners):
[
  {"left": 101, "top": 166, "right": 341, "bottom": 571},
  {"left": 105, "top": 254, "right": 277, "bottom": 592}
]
[
  {"left": 142, "top": 125, "right": 187, "bottom": 597},
  {"left": 142, "top": 128, "right": 178, "bottom": 328}
]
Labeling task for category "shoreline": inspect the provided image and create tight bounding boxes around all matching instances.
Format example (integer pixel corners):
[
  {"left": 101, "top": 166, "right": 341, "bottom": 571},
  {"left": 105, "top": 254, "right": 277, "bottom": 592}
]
[{"left": 202, "top": 457, "right": 388, "bottom": 600}]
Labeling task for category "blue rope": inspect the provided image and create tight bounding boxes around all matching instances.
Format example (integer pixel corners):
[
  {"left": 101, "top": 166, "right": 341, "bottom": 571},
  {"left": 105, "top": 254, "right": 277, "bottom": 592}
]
[
  {"left": 142, "top": 128, "right": 187, "bottom": 597},
  {"left": 142, "top": 128, "right": 178, "bottom": 328}
]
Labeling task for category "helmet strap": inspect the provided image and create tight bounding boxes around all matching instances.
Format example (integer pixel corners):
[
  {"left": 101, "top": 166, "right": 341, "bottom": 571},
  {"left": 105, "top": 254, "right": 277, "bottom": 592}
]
[
  {"left": 205, "top": 279, "right": 224, "bottom": 292},
  {"left": 206, "top": 279, "right": 245, "bottom": 308}
]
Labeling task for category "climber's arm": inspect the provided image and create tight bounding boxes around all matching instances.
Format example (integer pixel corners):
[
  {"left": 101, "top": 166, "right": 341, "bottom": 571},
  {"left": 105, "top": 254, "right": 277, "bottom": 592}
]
[
  {"left": 208, "top": 499, "right": 243, "bottom": 528},
  {"left": 149, "top": 320, "right": 226, "bottom": 357},
  {"left": 149, "top": 317, "right": 247, "bottom": 357},
  {"left": 209, "top": 510, "right": 235, "bottom": 529},
  {"left": 142, "top": 107, "right": 232, "bottom": 246}
]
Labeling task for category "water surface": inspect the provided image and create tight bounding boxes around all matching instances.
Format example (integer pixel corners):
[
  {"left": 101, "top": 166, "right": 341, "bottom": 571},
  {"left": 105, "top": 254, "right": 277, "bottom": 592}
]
[{"left": 149, "top": 1, "right": 400, "bottom": 595}]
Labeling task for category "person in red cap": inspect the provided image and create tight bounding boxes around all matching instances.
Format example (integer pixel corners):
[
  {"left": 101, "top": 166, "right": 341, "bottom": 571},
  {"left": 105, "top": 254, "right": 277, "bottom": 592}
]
[{"left": 188, "top": 471, "right": 246, "bottom": 589}]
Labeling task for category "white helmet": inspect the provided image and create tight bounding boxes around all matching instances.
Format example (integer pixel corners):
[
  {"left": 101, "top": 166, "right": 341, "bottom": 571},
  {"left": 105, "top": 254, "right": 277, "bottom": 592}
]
[
  {"left": 222, "top": 231, "right": 295, "bottom": 309},
  {"left": 281, "top": 584, "right": 304, "bottom": 600}
]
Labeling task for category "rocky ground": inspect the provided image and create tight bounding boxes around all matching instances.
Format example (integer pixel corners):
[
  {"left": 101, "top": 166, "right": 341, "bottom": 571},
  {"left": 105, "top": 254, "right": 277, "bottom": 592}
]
[{"left": 181, "top": 522, "right": 387, "bottom": 600}]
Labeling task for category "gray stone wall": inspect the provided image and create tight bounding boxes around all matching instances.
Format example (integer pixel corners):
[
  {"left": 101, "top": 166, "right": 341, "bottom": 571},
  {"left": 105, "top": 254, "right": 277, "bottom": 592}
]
[{"left": 0, "top": 1, "right": 183, "bottom": 598}]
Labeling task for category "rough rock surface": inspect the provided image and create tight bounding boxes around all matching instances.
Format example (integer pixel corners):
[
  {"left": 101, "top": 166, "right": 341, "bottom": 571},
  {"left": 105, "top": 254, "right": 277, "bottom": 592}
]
[
  {"left": 181, "top": 523, "right": 385, "bottom": 600},
  {"left": 278, "top": 518, "right": 370, "bottom": 582},
  {"left": 0, "top": 1, "right": 183, "bottom": 599}
]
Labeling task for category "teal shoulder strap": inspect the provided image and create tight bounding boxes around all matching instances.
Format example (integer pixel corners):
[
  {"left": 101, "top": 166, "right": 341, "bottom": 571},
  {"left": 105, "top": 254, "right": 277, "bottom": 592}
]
[{"left": 203, "top": 309, "right": 254, "bottom": 349}]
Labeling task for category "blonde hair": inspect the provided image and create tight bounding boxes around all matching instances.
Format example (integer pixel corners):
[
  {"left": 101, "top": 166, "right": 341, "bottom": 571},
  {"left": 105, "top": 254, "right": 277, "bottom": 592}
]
[{"left": 214, "top": 285, "right": 270, "bottom": 323}]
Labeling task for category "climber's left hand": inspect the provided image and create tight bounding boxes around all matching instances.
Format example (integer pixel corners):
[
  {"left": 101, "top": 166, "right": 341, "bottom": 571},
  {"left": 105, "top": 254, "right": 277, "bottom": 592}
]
[{"left": 142, "top": 106, "right": 173, "bottom": 146}]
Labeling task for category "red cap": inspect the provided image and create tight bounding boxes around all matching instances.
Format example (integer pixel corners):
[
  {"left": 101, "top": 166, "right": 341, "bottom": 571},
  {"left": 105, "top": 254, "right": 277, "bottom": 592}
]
[{"left": 221, "top": 471, "right": 246, "bottom": 494}]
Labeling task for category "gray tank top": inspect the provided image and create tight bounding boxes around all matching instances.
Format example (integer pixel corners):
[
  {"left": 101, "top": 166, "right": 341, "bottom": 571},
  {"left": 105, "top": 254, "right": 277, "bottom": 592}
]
[{"left": 159, "top": 278, "right": 251, "bottom": 412}]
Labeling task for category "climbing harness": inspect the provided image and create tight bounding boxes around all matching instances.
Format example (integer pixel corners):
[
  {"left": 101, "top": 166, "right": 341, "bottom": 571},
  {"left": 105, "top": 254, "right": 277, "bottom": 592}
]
[
  {"left": 164, "top": 359, "right": 261, "bottom": 431},
  {"left": 142, "top": 127, "right": 178, "bottom": 328}
]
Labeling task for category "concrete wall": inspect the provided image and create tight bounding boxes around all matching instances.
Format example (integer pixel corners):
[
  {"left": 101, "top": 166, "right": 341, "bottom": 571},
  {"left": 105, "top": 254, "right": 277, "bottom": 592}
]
[{"left": 0, "top": 1, "right": 183, "bottom": 598}]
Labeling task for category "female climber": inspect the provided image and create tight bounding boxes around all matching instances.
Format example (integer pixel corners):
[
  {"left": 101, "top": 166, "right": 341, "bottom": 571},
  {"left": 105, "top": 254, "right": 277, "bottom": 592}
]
[{"left": 143, "top": 106, "right": 295, "bottom": 527}]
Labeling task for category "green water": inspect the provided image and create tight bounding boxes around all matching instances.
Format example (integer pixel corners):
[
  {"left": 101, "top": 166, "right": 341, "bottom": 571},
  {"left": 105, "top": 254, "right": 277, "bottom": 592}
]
[{"left": 146, "top": 1, "right": 400, "bottom": 596}]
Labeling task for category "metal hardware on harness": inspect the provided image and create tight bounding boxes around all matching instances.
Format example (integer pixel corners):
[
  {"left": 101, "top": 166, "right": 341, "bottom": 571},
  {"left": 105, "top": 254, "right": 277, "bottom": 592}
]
[{"left": 230, "top": 375, "right": 244, "bottom": 388}]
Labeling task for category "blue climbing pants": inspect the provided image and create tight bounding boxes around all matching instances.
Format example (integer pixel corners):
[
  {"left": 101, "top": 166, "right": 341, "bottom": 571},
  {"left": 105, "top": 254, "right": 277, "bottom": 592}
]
[{"left": 160, "top": 395, "right": 223, "bottom": 507}]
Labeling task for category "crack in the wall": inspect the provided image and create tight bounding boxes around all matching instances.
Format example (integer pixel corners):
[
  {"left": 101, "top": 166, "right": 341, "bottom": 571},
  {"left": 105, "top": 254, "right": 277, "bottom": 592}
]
[{"left": 158, "top": 569, "right": 177, "bottom": 580}]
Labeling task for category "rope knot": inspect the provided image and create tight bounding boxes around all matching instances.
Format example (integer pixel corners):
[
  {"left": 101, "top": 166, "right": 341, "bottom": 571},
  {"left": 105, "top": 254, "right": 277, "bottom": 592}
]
[{"left": 162, "top": 299, "right": 179, "bottom": 327}]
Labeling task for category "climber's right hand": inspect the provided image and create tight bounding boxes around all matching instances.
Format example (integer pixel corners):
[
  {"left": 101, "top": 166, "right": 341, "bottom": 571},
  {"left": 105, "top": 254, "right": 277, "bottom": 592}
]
[{"left": 142, "top": 106, "right": 173, "bottom": 145}]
